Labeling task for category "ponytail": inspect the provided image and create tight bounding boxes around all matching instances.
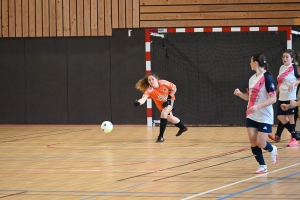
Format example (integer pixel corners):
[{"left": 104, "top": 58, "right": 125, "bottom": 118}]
[{"left": 252, "top": 53, "right": 271, "bottom": 75}]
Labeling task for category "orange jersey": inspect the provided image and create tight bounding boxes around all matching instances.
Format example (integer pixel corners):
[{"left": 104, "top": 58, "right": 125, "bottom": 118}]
[{"left": 143, "top": 80, "right": 176, "bottom": 110}]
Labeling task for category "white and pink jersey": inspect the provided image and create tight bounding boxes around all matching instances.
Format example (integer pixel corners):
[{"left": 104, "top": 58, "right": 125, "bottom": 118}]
[
  {"left": 247, "top": 71, "right": 276, "bottom": 124},
  {"left": 277, "top": 64, "right": 299, "bottom": 101}
]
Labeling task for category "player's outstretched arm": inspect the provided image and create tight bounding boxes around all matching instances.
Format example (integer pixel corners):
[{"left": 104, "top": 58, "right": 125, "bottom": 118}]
[{"left": 134, "top": 95, "right": 148, "bottom": 107}]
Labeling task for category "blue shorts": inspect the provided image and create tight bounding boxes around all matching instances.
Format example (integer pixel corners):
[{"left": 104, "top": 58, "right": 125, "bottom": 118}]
[
  {"left": 246, "top": 118, "right": 272, "bottom": 133},
  {"left": 277, "top": 100, "right": 296, "bottom": 115}
]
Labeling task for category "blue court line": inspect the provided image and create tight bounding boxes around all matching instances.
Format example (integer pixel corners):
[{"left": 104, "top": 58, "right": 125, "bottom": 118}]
[
  {"left": 182, "top": 162, "right": 300, "bottom": 200},
  {"left": 218, "top": 171, "right": 300, "bottom": 199},
  {"left": 81, "top": 182, "right": 149, "bottom": 200}
]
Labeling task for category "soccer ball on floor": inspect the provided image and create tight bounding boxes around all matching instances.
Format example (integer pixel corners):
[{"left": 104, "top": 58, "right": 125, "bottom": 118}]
[{"left": 101, "top": 121, "right": 113, "bottom": 133}]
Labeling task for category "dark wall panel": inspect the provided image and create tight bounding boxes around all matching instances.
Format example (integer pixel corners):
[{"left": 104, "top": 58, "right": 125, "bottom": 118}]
[
  {"left": 25, "top": 38, "right": 68, "bottom": 123},
  {"left": 110, "top": 29, "right": 146, "bottom": 124},
  {"left": 67, "top": 37, "right": 111, "bottom": 124},
  {"left": 0, "top": 39, "right": 25, "bottom": 123},
  {"left": 293, "top": 26, "right": 300, "bottom": 52},
  {"left": 1, "top": 26, "right": 300, "bottom": 125}
]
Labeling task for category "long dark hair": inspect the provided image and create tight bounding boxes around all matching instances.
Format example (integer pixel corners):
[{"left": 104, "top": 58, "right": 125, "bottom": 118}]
[
  {"left": 252, "top": 53, "right": 271, "bottom": 75},
  {"left": 283, "top": 49, "right": 300, "bottom": 66}
]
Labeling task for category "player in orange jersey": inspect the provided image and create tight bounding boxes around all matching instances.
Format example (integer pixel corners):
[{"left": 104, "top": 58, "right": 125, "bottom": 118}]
[{"left": 134, "top": 73, "right": 187, "bottom": 142}]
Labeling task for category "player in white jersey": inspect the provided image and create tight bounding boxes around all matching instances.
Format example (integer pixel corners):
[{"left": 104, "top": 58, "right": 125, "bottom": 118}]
[
  {"left": 234, "top": 53, "right": 278, "bottom": 174},
  {"left": 268, "top": 78, "right": 300, "bottom": 144},
  {"left": 268, "top": 49, "right": 300, "bottom": 147}
]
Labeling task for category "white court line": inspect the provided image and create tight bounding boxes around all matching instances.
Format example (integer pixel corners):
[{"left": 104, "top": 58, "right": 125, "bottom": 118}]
[
  {"left": 181, "top": 162, "right": 300, "bottom": 200},
  {"left": 0, "top": 169, "right": 191, "bottom": 173}
]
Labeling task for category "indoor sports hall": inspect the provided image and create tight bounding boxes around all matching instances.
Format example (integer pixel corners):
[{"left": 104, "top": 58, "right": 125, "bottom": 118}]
[{"left": 1, "top": 1, "right": 300, "bottom": 199}]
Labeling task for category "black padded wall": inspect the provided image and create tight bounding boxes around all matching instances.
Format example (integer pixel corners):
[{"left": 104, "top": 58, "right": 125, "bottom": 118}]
[
  {"left": 151, "top": 31, "right": 286, "bottom": 126},
  {"left": 67, "top": 37, "right": 111, "bottom": 124},
  {"left": 25, "top": 38, "right": 68, "bottom": 123},
  {"left": 110, "top": 29, "right": 146, "bottom": 124},
  {"left": 0, "top": 39, "right": 25, "bottom": 123},
  {"left": 292, "top": 26, "right": 300, "bottom": 52},
  {"left": 1, "top": 26, "right": 299, "bottom": 125}
]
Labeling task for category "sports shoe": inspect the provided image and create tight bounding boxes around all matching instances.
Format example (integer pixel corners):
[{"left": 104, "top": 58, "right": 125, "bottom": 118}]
[
  {"left": 268, "top": 134, "right": 280, "bottom": 142},
  {"left": 176, "top": 127, "right": 188, "bottom": 137},
  {"left": 255, "top": 165, "right": 267, "bottom": 174},
  {"left": 156, "top": 136, "right": 164, "bottom": 143},
  {"left": 296, "top": 131, "right": 300, "bottom": 140},
  {"left": 287, "top": 137, "right": 299, "bottom": 147},
  {"left": 270, "top": 145, "right": 278, "bottom": 164}
]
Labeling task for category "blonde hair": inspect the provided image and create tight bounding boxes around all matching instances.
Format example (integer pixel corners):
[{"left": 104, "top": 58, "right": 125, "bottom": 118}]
[{"left": 135, "top": 73, "right": 159, "bottom": 93}]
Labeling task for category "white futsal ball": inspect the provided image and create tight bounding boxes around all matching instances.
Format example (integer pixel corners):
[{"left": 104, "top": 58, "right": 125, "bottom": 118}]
[{"left": 101, "top": 121, "right": 113, "bottom": 133}]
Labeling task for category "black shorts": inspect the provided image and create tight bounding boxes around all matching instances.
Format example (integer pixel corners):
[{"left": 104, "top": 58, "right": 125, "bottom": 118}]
[
  {"left": 160, "top": 100, "right": 175, "bottom": 115},
  {"left": 246, "top": 118, "right": 272, "bottom": 133},
  {"left": 277, "top": 100, "right": 296, "bottom": 115}
]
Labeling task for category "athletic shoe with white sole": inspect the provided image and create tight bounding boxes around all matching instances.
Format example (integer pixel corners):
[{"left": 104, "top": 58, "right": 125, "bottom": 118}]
[
  {"left": 287, "top": 138, "right": 299, "bottom": 147},
  {"left": 270, "top": 145, "right": 278, "bottom": 164},
  {"left": 255, "top": 165, "right": 267, "bottom": 174}
]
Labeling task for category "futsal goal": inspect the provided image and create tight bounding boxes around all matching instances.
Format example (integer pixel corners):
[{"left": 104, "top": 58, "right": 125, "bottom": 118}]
[{"left": 145, "top": 27, "right": 293, "bottom": 127}]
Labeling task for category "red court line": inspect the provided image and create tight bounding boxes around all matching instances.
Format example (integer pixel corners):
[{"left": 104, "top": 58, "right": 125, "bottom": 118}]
[{"left": 118, "top": 147, "right": 249, "bottom": 181}]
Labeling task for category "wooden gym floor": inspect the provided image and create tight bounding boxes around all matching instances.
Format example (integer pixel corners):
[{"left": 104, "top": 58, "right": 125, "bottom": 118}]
[{"left": 0, "top": 125, "right": 299, "bottom": 200}]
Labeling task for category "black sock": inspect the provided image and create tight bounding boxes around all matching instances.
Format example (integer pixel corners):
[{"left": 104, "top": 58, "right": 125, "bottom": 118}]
[
  {"left": 174, "top": 120, "right": 185, "bottom": 129},
  {"left": 251, "top": 146, "right": 265, "bottom": 165},
  {"left": 284, "top": 122, "right": 298, "bottom": 139},
  {"left": 284, "top": 122, "right": 291, "bottom": 131},
  {"left": 276, "top": 121, "right": 284, "bottom": 137},
  {"left": 290, "top": 130, "right": 298, "bottom": 139},
  {"left": 263, "top": 142, "right": 273, "bottom": 152},
  {"left": 289, "top": 123, "right": 296, "bottom": 133},
  {"left": 159, "top": 118, "right": 167, "bottom": 138}
]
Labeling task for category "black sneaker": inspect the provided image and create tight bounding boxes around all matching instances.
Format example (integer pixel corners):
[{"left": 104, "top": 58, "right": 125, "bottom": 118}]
[
  {"left": 296, "top": 134, "right": 300, "bottom": 141},
  {"left": 156, "top": 136, "right": 164, "bottom": 143},
  {"left": 291, "top": 131, "right": 300, "bottom": 141},
  {"left": 176, "top": 127, "right": 188, "bottom": 137}
]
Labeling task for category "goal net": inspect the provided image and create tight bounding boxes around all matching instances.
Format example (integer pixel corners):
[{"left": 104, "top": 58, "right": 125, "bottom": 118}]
[{"left": 145, "top": 27, "right": 292, "bottom": 126}]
